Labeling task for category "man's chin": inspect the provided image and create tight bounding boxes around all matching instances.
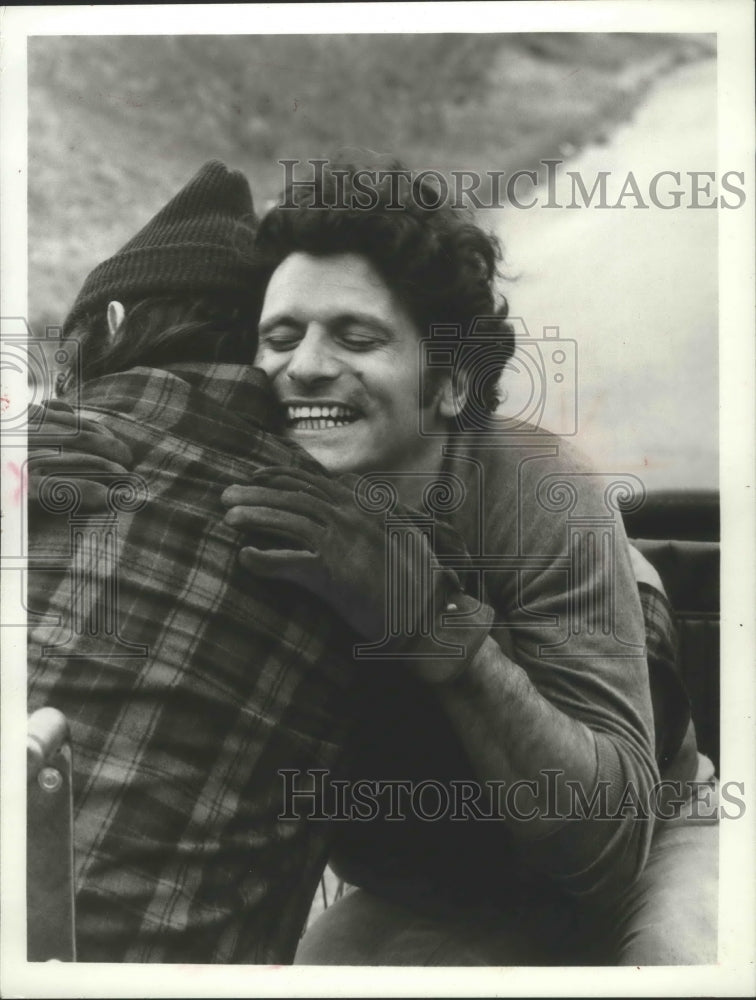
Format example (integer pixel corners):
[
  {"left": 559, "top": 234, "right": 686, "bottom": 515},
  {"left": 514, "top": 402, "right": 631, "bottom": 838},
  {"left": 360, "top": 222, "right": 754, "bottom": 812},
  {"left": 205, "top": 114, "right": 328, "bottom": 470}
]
[{"left": 284, "top": 423, "right": 366, "bottom": 473}]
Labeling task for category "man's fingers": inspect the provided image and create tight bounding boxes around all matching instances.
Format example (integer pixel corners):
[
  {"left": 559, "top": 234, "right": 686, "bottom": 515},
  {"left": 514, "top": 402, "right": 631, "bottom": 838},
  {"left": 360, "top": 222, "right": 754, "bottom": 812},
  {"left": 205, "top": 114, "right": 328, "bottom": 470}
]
[
  {"left": 224, "top": 505, "right": 322, "bottom": 550},
  {"left": 29, "top": 479, "right": 112, "bottom": 514},
  {"left": 27, "top": 453, "right": 132, "bottom": 478},
  {"left": 220, "top": 485, "right": 331, "bottom": 524},
  {"left": 29, "top": 429, "right": 134, "bottom": 467},
  {"left": 222, "top": 475, "right": 332, "bottom": 508},
  {"left": 238, "top": 545, "right": 320, "bottom": 581},
  {"left": 28, "top": 401, "right": 76, "bottom": 426},
  {"left": 30, "top": 402, "right": 108, "bottom": 436},
  {"left": 233, "top": 466, "right": 337, "bottom": 503},
  {"left": 27, "top": 402, "right": 135, "bottom": 466},
  {"left": 38, "top": 398, "right": 75, "bottom": 412},
  {"left": 223, "top": 468, "right": 360, "bottom": 512}
]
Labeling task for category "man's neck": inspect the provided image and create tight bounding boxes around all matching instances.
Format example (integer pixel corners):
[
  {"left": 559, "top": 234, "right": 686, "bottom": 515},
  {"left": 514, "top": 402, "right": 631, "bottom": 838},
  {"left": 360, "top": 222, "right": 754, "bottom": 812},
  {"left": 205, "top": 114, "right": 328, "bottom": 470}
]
[{"left": 383, "top": 441, "right": 448, "bottom": 509}]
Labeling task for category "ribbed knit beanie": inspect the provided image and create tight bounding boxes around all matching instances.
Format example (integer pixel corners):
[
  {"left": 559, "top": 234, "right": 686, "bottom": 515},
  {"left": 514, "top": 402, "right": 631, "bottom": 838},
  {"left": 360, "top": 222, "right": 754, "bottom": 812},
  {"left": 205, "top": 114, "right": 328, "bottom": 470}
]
[{"left": 63, "top": 160, "right": 258, "bottom": 335}]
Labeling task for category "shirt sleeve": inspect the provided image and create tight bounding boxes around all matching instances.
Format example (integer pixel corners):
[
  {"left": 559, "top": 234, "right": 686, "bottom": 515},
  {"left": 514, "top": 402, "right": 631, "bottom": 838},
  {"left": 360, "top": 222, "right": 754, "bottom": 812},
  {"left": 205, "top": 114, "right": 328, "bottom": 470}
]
[{"left": 481, "top": 434, "right": 660, "bottom": 900}]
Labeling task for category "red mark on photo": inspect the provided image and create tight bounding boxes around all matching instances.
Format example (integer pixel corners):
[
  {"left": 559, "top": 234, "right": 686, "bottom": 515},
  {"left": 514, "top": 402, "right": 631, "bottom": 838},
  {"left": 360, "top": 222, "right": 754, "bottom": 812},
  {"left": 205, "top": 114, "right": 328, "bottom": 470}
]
[{"left": 7, "top": 461, "right": 28, "bottom": 505}]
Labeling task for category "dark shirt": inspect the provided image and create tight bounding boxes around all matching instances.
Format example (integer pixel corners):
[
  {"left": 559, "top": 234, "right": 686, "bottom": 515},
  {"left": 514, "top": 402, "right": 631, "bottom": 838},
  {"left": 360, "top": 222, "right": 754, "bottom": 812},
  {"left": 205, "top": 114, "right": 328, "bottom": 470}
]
[{"left": 331, "top": 431, "right": 694, "bottom": 909}]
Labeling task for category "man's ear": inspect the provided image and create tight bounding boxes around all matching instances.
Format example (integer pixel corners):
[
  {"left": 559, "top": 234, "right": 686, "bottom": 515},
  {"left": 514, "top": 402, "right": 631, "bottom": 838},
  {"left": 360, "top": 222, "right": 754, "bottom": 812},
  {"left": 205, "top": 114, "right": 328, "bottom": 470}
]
[
  {"left": 106, "top": 300, "right": 125, "bottom": 340},
  {"left": 436, "top": 370, "right": 468, "bottom": 419}
]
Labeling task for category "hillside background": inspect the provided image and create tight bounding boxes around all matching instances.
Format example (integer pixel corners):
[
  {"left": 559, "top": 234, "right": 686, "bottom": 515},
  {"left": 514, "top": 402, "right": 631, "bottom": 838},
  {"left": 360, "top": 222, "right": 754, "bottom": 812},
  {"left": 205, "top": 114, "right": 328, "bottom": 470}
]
[{"left": 28, "top": 32, "right": 714, "bottom": 331}]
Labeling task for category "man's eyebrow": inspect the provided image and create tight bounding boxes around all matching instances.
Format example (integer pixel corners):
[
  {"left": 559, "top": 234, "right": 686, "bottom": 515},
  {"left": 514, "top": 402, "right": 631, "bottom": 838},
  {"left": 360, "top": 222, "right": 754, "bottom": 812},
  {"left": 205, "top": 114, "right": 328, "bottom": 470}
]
[
  {"left": 258, "top": 313, "right": 301, "bottom": 335},
  {"left": 258, "top": 311, "right": 394, "bottom": 336},
  {"left": 334, "top": 312, "right": 393, "bottom": 336}
]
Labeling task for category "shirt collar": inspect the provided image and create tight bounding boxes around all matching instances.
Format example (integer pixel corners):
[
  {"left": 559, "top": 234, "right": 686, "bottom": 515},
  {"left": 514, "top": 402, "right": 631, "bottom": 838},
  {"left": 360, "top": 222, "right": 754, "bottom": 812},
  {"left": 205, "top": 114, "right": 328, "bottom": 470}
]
[
  {"left": 80, "top": 362, "right": 284, "bottom": 434},
  {"left": 160, "top": 363, "right": 283, "bottom": 431}
]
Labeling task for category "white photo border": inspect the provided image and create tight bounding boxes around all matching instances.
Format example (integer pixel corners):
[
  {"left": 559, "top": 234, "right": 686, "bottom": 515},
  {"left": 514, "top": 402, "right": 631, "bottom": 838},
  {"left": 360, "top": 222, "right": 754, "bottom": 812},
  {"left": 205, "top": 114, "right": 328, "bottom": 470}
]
[{"left": 1, "top": 3, "right": 754, "bottom": 996}]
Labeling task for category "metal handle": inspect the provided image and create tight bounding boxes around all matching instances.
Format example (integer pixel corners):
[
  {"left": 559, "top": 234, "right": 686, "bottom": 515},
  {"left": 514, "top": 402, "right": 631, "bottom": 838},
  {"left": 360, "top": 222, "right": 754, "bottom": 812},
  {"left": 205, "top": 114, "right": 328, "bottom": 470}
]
[{"left": 27, "top": 707, "right": 69, "bottom": 783}]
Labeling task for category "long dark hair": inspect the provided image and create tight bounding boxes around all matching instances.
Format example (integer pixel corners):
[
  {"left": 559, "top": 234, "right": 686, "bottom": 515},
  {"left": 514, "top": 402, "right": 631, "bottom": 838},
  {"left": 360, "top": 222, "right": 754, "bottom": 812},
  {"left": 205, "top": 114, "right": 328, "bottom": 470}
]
[{"left": 59, "top": 293, "right": 260, "bottom": 395}]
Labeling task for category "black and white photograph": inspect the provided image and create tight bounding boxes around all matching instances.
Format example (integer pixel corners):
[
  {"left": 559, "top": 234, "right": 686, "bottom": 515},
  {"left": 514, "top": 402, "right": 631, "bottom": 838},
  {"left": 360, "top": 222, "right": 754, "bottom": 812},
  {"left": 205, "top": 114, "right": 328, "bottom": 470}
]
[{"left": 1, "top": 3, "right": 754, "bottom": 996}]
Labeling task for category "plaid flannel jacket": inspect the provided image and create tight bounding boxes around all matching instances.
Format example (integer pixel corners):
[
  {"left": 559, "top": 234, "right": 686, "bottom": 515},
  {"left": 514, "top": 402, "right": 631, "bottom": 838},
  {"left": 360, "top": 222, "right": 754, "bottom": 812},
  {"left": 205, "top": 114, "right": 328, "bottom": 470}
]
[{"left": 27, "top": 363, "right": 356, "bottom": 964}]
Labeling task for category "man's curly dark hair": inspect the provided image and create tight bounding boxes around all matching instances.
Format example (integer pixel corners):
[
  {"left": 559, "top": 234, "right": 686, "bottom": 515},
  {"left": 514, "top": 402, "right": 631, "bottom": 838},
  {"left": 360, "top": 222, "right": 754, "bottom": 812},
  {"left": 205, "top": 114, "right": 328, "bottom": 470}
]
[{"left": 254, "top": 159, "right": 515, "bottom": 419}]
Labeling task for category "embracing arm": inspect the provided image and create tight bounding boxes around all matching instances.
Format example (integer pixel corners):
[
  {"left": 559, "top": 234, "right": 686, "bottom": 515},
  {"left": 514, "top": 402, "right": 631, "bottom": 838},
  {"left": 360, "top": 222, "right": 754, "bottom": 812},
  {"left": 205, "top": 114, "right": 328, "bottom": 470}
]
[
  {"left": 221, "top": 454, "right": 660, "bottom": 900},
  {"left": 27, "top": 399, "right": 133, "bottom": 512},
  {"left": 425, "top": 445, "right": 660, "bottom": 900},
  {"left": 431, "top": 628, "right": 658, "bottom": 900},
  {"left": 434, "top": 635, "right": 598, "bottom": 809}
]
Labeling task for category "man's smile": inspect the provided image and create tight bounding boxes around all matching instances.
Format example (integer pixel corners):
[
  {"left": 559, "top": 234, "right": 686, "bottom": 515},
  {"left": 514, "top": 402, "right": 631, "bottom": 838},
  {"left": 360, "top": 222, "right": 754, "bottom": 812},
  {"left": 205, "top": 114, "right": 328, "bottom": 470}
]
[{"left": 285, "top": 402, "right": 362, "bottom": 431}]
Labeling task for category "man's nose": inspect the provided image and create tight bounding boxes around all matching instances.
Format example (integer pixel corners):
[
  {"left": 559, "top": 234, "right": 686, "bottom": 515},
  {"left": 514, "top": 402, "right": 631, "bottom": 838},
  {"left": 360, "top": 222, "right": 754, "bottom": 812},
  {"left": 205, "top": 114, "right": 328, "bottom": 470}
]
[{"left": 285, "top": 325, "right": 340, "bottom": 384}]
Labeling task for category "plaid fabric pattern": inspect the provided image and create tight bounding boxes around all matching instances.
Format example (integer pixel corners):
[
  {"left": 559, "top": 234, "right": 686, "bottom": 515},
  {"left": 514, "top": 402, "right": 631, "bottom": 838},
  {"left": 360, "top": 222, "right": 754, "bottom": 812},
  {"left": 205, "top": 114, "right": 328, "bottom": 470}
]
[{"left": 27, "top": 362, "right": 356, "bottom": 964}]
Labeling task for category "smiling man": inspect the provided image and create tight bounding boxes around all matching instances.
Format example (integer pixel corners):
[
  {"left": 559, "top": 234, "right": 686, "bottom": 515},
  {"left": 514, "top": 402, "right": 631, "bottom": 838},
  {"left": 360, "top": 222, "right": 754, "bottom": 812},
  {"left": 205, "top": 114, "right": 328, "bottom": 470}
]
[
  {"left": 256, "top": 251, "right": 455, "bottom": 477},
  {"left": 220, "top": 161, "right": 717, "bottom": 966}
]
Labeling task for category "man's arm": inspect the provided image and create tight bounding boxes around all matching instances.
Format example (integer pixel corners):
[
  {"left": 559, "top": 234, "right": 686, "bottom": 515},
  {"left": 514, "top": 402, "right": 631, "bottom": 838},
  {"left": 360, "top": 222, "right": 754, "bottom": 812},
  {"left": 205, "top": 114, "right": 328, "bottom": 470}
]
[
  {"left": 28, "top": 399, "right": 134, "bottom": 512},
  {"left": 431, "top": 631, "right": 658, "bottom": 901},
  {"left": 221, "top": 452, "right": 660, "bottom": 901},
  {"left": 434, "top": 635, "right": 599, "bottom": 811},
  {"left": 424, "top": 441, "right": 660, "bottom": 900}
]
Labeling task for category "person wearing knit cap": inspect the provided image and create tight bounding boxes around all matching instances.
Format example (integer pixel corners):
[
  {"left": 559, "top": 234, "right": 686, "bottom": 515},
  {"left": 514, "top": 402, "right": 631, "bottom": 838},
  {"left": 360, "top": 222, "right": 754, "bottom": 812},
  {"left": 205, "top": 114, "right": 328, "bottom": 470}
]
[
  {"left": 63, "top": 159, "right": 259, "bottom": 336},
  {"left": 27, "top": 161, "right": 358, "bottom": 963},
  {"left": 58, "top": 159, "right": 264, "bottom": 394}
]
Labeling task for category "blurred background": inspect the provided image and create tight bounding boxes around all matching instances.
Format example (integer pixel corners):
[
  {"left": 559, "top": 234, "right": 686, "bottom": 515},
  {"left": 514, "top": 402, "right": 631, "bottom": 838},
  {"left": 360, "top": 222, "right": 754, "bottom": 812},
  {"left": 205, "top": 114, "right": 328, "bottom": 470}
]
[{"left": 28, "top": 33, "right": 718, "bottom": 490}]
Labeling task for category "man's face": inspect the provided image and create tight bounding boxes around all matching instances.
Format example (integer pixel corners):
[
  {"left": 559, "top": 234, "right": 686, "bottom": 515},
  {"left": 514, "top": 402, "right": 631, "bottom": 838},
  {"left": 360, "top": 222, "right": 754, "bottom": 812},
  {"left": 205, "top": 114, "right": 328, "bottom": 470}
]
[{"left": 255, "top": 252, "right": 450, "bottom": 475}]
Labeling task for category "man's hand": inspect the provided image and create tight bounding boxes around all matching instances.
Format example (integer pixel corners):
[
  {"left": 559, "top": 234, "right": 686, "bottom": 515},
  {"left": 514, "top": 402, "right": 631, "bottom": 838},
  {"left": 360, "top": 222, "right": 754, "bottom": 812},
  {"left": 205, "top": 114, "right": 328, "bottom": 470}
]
[
  {"left": 221, "top": 467, "right": 494, "bottom": 683},
  {"left": 28, "top": 400, "right": 134, "bottom": 513}
]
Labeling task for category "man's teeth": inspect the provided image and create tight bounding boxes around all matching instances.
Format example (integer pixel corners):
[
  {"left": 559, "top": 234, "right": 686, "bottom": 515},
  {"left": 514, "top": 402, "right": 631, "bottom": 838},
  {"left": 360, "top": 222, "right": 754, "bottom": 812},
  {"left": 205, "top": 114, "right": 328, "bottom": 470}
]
[{"left": 286, "top": 405, "right": 359, "bottom": 429}]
